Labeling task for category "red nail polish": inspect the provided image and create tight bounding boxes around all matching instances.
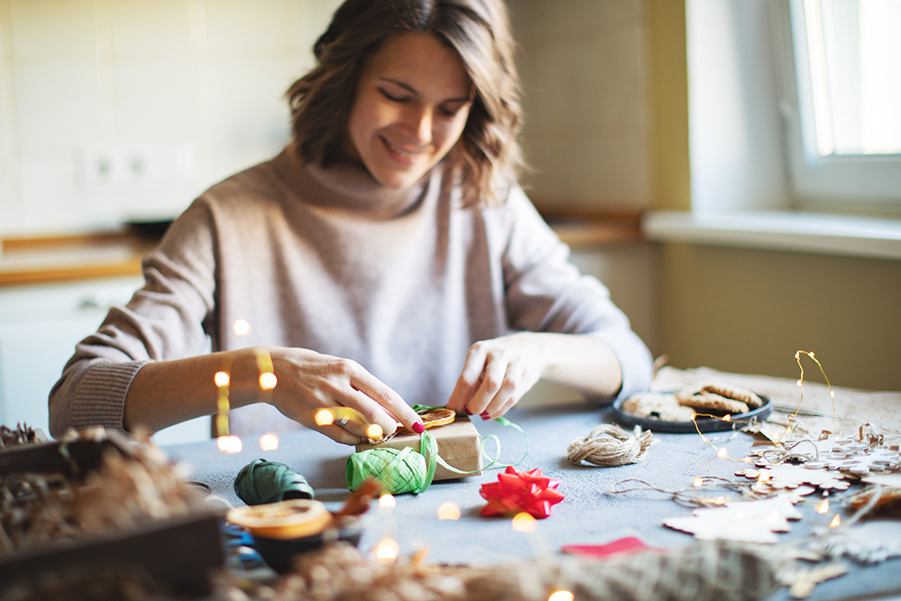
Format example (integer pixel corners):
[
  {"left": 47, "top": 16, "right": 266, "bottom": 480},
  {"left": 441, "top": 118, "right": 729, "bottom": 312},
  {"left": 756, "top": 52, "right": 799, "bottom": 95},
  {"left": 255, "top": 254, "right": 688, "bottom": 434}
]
[
  {"left": 464, "top": 408, "right": 473, "bottom": 415},
  {"left": 412, "top": 422, "right": 425, "bottom": 434}
]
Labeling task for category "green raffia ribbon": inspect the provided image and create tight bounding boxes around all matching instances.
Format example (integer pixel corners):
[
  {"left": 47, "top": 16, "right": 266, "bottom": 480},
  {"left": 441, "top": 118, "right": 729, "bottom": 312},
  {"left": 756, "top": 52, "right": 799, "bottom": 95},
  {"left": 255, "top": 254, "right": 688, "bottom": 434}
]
[
  {"left": 234, "top": 458, "right": 315, "bottom": 505},
  {"left": 346, "top": 430, "right": 438, "bottom": 494},
  {"left": 345, "top": 404, "right": 529, "bottom": 495}
]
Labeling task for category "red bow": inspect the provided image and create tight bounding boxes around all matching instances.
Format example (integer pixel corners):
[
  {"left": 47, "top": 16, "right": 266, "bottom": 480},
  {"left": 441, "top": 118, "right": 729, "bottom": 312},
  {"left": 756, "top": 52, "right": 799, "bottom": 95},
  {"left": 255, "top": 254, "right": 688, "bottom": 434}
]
[{"left": 479, "top": 466, "right": 564, "bottom": 519}]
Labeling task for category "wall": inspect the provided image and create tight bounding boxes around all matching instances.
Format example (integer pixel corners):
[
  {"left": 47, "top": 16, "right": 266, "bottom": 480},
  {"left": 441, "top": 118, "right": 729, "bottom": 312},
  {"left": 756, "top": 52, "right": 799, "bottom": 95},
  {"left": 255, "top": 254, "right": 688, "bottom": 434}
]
[
  {"left": 508, "top": 0, "right": 650, "bottom": 212},
  {"left": 659, "top": 243, "right": 901, "bottom": 391},
  {"left": 0, "top": 0, "right": 341, "bottom": 235}
]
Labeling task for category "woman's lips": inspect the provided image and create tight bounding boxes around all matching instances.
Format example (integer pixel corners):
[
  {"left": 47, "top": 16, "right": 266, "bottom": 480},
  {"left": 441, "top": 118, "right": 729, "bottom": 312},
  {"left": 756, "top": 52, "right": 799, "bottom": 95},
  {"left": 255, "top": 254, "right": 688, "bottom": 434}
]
[{"left": 380, "top": 136, "right": 422, "bottom": 166}]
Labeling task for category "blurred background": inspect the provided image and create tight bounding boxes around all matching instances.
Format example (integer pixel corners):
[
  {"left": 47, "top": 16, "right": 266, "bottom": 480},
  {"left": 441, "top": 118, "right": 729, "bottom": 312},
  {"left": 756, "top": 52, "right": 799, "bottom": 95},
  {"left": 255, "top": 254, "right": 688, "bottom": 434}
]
[{"left": 0, "top": 0, "right": 898, "bottom": 442}]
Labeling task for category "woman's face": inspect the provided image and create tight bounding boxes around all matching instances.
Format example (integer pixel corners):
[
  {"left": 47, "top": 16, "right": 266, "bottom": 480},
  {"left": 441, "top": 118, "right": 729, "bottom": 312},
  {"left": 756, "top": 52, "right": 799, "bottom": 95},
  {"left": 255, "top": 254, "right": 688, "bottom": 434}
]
[{"left": 344, "top": 32, "right": 474, "bottom": 189}]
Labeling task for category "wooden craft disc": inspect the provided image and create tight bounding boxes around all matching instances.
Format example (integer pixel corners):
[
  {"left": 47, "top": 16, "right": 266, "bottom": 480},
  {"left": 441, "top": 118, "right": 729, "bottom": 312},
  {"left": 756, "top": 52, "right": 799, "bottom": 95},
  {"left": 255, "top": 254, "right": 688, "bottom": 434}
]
[{"left": 227, "top": 499, "right": 332, "bottom": 539}]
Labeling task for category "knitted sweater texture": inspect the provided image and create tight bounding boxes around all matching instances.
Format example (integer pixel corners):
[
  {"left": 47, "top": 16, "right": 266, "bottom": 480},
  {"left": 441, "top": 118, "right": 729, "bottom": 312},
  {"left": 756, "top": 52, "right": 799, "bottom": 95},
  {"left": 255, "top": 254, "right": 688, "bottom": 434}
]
[{"left": 49, "top": 149, "right": 652, "bottom": 436}]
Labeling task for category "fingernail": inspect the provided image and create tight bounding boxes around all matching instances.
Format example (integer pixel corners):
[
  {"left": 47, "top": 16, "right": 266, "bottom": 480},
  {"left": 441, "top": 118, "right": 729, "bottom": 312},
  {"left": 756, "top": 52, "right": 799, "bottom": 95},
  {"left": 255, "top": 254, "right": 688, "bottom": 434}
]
[
  {"left": 464, "top": 408, "right": 473, "bottom": 415},
  {"left": 480, "top": 412, "right": 490, "bottom": 420},
  {"left": 412, "top": 421, "right": 425, "bottom": 434}
]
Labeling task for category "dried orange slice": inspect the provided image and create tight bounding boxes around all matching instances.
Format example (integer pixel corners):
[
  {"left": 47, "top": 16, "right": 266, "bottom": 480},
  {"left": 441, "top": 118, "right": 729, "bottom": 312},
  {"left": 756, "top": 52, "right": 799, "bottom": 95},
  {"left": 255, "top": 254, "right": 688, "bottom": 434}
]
[
  {"left": 227, "top": 499, "right": 332, "bottom": 539},
  {"left": 394, "top": 408, "right": 456, "bottom": 436}
]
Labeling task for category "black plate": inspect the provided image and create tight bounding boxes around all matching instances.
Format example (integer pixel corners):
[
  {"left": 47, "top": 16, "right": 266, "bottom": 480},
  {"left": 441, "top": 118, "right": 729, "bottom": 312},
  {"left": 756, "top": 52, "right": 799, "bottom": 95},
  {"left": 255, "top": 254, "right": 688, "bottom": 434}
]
[
  {"left": 611, "top": 393, "right": 772, "bottom": 433},
  {"left": 252, "top": 521, "right": 363, "bottom": 573}
]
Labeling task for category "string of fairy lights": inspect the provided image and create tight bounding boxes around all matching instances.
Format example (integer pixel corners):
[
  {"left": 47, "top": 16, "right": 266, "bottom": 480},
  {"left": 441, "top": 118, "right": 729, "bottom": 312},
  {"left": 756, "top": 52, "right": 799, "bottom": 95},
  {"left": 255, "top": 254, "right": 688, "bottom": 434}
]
[{"left": 679, "top": 350, "right": 845, "bottom": 527}]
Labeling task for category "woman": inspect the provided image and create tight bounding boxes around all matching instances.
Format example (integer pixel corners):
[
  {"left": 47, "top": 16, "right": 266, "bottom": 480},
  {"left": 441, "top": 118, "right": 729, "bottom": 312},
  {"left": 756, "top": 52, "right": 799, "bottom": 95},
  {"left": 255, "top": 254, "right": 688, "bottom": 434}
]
[{"left": 49, "top": 0, "right": 652, "bottom": 445}]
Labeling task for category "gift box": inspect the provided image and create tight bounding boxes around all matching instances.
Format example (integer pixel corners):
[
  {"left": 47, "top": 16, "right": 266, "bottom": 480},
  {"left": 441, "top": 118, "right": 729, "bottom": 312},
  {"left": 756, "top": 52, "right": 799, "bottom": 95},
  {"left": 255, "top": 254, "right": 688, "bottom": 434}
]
[{"left": 355, "top": 416, "right": 482, "bottom": 481}]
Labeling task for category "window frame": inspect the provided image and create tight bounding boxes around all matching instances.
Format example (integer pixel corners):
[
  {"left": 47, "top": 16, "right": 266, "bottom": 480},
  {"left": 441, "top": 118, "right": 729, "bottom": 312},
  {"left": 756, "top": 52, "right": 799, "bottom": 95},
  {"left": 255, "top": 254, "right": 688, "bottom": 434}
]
[{"left": 775, "top": 0, "right": 901, "bottom": 215}]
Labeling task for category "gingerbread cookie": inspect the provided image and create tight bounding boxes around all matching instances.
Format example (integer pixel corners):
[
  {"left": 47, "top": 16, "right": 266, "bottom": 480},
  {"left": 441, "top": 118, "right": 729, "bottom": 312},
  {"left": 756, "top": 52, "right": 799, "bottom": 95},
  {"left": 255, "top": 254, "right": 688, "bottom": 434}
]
[
  {"left": 697, "top": 383, "right": 765, "bottom": 409},
  {"left": 676, "top": 390, "right": 749, "bottom": 415},
  {"left": 622, "top": 392, "right": 697, "bottom": 422}
]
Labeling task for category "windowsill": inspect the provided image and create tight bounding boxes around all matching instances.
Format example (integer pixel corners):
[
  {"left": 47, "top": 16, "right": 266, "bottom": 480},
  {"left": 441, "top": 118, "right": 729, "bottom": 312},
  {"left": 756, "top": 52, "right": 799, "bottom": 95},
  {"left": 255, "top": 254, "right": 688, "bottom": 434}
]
[{"left": 641, "top": 211, "right": 901, "bottom": 260}]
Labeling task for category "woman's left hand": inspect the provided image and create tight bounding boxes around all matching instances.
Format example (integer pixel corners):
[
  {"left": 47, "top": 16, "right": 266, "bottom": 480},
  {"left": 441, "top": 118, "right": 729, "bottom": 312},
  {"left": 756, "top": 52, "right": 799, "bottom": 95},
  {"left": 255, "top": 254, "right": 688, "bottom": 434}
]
[{"left": 445, "top": 333, "right": 546, "bottom": 420}]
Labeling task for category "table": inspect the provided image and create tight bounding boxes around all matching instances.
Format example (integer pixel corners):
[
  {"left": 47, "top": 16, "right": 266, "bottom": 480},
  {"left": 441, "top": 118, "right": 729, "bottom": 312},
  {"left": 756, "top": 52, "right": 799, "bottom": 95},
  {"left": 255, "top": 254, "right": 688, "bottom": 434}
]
[{"left": 165, "top": 400, "right": 901, "bottom": 601}]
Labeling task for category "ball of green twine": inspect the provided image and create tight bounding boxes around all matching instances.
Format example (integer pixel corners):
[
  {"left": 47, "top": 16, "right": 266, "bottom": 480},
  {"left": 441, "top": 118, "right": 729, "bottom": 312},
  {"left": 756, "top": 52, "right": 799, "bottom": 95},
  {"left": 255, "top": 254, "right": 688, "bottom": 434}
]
[
  {"left": 346, "top": 447, "right": 427, "bottom": 495},
  {"left": 234, "top": 458, "right": 315, "bottom": 506}
]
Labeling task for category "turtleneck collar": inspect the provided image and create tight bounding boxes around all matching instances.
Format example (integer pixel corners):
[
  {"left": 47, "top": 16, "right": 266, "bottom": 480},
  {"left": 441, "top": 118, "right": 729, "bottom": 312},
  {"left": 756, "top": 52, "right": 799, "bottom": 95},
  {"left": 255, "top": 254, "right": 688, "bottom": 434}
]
[{"left": 271, "top": 146, "right": 434, "bottom": 221}]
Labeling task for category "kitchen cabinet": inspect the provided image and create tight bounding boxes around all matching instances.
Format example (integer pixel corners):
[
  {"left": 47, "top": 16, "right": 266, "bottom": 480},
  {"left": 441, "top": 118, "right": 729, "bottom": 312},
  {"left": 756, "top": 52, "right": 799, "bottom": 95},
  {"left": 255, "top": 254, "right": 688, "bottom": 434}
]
[{"left": 0, "top": 277, "right": 211, "bottom": 445}]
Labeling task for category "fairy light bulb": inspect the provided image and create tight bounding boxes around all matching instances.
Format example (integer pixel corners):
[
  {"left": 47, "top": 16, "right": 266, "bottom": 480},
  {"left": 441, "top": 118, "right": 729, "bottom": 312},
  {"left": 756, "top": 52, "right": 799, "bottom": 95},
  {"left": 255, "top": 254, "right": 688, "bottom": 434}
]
[
  {"left": 259, "top": 372, "right": 277, "bottom": 390},
  {"left": 217, "top": 435, "right": 242, "bottom": 453},
  {"left": 215, "top": 371, "right": 231, "bottom": 437},
  {"left": 375, "top": 539, "right": 399, "bottom": 561},
  {"left": 548, "top": 591, "right": 574, "bottom": 601},
  {"left": 693, "top": 477, "right": 704, "bottom": 487},
  {"left": 259, "top": 433, "right": 279, "bottom": 451},
  {"left": 379, "top": 494, "right": 396, "bottom": 508},
  {"left": 717, "top": 447, "right": 728, "bottom": 459},
  {"left": 315, "top": 409, "right": 334, "bottom": 426},
  {"left": 233, "top": 319, "right": 250, "bottom": 336},
  {"left": 830, "top": 515, "right": 841, "bottom": 527},
  {"left": 366, "top": 424, "right": 384, "bottom": 440},
  {"left": 818, "top": 499, "right": 830, "bottom": 514},
  {"left": 437, "top": 502, "right": 461, "bottom": 520},
  {"left": 512, "top": 512, "right": 536, "bottom": 532},
  {"left": 734, "top": 510, "right": 745, "bottom": 520},
  {"left": 714, "top": 496, "right": 726, "bottom": 506}
]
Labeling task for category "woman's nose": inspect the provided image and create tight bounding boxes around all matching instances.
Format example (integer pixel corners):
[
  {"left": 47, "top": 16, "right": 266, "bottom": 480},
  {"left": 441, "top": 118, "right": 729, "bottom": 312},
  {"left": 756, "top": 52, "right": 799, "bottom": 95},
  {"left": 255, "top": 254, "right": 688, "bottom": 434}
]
[{"left": 402, "top": 106, "right": 433, "bottom": 144}]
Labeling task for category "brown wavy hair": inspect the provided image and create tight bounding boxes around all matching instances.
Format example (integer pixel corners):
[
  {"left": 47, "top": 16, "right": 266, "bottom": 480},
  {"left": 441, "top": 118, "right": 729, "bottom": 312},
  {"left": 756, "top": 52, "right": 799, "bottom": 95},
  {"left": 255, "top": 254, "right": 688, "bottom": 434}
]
[{"left": 286, "top": 0, "right": 524, "bottom": 207}]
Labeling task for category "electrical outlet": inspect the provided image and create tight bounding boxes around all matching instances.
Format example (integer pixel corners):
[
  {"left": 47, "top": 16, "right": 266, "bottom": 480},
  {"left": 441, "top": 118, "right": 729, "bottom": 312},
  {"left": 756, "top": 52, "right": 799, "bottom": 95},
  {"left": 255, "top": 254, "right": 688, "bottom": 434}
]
[{"left": 74, "top": 144, "right": 196, "bottom": 195}]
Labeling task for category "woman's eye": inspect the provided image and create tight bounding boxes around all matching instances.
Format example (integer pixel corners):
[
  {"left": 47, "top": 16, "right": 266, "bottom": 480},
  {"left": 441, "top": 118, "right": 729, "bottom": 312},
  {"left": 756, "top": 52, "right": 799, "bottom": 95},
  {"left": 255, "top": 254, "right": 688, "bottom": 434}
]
[
  {"left": 379, "top": 89, "right": 408, "bottom": 102},
  {"left": 439, "top": 105, "right": 463, "bottom": 118}
]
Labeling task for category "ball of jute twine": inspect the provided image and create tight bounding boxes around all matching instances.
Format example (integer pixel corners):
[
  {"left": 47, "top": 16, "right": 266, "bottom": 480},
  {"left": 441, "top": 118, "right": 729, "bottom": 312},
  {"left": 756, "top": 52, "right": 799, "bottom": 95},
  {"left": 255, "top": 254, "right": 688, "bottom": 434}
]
[{"left": 567, "top": 424, "right": 655, "bottom": 467}]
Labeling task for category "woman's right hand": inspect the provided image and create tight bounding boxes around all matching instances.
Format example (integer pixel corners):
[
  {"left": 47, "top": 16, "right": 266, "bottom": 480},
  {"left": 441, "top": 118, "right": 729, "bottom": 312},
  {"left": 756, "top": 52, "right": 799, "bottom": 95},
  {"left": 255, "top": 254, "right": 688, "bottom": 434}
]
[{"left": 263, "top": 347, "right": 424, "bottom": 445}]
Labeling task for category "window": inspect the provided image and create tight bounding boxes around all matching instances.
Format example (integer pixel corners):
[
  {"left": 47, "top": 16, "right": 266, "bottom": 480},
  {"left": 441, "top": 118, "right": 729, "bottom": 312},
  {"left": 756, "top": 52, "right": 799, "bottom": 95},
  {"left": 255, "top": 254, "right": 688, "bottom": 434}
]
[{"left": 780, "top": 0, "right": 901, "bottom": 212}]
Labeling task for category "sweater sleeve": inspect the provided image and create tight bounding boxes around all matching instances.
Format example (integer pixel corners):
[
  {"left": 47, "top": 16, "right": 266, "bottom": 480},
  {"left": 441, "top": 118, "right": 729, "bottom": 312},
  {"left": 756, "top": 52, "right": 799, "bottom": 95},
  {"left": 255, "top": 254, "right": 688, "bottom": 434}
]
[
  {"left": 498, "top": 187, "right": 653, "bottom": 403},
  {"left": 48, "top": 199, "right": 219, "bottom": 437}
]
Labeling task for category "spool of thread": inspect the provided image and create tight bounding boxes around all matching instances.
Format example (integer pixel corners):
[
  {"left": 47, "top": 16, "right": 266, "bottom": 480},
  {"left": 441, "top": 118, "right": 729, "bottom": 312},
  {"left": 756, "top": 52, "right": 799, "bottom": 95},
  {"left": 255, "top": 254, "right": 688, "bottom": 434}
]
[
  {"left": 346, "top": 447, "right": 428, "bottom": 495},
  {"left": 234, "top": 458, "right": 315, "bottom": 506}
]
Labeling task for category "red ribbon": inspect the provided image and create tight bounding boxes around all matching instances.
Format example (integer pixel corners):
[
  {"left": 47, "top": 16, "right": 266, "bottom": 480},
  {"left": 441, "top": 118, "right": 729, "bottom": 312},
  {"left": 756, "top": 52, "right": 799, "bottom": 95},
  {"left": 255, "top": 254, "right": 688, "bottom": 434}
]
[{"left": 479, "top": 466, "right": 564, "bottom": 519}]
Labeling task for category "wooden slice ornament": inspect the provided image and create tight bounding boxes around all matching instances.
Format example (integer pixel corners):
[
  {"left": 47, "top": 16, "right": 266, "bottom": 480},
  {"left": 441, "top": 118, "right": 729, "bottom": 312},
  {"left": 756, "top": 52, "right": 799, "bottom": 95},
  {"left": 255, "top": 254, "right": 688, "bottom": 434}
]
[{"left": 736, "top": 463, "right": 850, "bottom": 492}]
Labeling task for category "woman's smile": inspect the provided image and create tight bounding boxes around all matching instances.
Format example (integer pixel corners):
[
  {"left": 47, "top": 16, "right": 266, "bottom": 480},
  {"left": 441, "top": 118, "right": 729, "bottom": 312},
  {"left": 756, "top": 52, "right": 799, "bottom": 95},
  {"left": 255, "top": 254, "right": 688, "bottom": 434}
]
[{"left": 380, "top": 135, "right": 424, "bottom": 164}]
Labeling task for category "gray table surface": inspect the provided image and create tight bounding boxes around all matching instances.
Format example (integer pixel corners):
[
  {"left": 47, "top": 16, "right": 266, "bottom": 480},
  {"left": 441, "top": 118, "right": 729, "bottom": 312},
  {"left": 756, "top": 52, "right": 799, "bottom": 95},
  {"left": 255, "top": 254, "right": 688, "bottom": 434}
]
[{"left": 164, "top": 401, "right": 901, "bottom": 601}]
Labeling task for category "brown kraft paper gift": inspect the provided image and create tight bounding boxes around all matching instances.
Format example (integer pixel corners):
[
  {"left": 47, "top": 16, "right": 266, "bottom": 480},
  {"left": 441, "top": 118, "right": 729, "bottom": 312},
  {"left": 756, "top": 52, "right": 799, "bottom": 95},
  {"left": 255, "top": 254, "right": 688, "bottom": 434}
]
[{"left": 355, "top": 416, "right": 482, "bottom": 481}]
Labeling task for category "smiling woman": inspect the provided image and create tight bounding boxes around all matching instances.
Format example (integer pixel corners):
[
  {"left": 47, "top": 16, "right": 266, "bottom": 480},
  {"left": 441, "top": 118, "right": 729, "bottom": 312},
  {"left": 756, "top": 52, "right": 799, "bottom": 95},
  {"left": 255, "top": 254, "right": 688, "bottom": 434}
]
[
  {"left": 343, "top": 33, "right": 474, "bottom": 190},
  {"left": 286, "top": 0, "right": 522, "bottom": 207},
  {"left": 48, "top": 0, "right": 653, "bottom": 445}
]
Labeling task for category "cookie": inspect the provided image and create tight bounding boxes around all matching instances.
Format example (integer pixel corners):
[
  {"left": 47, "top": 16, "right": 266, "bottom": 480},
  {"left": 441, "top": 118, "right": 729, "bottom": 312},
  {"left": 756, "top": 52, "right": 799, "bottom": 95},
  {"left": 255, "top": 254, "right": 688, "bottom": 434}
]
[
  {"left": 621, "top": 392, "right": 697, "bottom": 422},
  {"left": 698, "top": 383, "right": 765, "bottom": 409},
  {"left": 676, "top": 391, "right": 749, "bottom": 415}
]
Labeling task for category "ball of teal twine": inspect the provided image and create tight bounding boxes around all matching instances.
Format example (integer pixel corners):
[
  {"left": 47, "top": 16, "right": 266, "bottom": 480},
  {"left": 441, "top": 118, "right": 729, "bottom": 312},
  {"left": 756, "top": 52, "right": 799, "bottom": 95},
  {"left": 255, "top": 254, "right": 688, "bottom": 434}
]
[
  {"left": 234, "top": 458, "right": 315, "bottom": 505},
  {"left": 346, "top": 446, "right": 429, "bottom": 495}
]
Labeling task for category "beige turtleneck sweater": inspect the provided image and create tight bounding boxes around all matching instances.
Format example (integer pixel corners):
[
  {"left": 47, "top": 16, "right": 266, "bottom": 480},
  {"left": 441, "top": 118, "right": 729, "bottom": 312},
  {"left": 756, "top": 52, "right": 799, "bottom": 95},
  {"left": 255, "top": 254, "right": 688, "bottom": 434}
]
[{"left": 48, "top": 149, "right": 652, "bottom": 437}]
